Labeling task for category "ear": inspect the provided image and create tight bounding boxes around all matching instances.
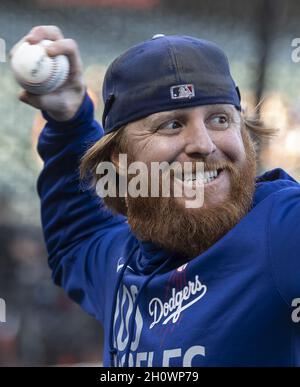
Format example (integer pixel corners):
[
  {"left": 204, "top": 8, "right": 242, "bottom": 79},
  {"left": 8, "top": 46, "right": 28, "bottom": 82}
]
[{"left": 110, "top": 150, "right": 128, "bottom": 177}]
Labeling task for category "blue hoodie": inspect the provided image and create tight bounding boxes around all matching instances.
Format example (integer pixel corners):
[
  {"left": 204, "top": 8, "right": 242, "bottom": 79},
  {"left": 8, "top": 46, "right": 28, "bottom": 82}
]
[{"left": 37, "top": 93, "right": 300, "bottom": 367}]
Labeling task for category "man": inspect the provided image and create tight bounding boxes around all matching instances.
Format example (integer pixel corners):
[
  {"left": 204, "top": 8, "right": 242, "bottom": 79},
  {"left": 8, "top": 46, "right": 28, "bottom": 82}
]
[{"left": 13, "top": 25, "right": 300, "bottom": 367}]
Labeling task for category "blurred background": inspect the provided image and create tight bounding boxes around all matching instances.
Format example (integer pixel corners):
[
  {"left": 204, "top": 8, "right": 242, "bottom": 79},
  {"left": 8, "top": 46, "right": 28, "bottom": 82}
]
[{"left": 0, "top": 0, "right": 300, "bottom": 367}]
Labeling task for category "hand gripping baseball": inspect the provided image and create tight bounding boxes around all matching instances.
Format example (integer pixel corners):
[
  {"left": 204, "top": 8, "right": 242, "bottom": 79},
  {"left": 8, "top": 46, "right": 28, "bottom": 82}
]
[{"left": 10, "top": 26, "right": 86, "bottom": 121}]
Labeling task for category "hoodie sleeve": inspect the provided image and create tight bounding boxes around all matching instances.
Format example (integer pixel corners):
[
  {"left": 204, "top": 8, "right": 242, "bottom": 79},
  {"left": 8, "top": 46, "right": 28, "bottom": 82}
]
[
  {"left": 269, "top": 187, "right": 300, "bottom": 305},
  {"left": 37, "top": 92, "right": 130, "bottom": 322}
]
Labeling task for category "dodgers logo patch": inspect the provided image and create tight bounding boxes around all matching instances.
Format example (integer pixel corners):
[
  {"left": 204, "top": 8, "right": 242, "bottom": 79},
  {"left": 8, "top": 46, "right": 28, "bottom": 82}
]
[{"left": 170, "top": 84, "right": 195, "bottom": 99}]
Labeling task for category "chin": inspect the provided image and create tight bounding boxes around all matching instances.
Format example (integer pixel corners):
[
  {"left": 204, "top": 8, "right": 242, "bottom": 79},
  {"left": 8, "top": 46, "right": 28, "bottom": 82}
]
[{"left": 175, "top": 192, "right": 230, "bottom": 211}]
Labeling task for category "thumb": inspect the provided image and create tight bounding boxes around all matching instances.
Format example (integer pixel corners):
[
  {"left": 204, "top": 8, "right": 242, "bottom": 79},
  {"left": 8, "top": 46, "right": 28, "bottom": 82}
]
[{"left": 18, "top": 90, "right": 43, "bottom": 109}]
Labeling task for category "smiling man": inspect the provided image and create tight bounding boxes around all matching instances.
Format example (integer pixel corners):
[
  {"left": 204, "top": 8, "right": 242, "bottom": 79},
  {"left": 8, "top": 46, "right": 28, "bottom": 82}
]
[
  {"left": 13, "top": 26, "right": 300, "bottom": 367},
  {"left": 99, "top": 102, "right": 257, "bottom": 258}
]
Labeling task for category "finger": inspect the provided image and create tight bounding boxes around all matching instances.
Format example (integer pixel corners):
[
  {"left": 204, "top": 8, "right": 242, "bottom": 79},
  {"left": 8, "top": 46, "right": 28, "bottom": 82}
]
[
  {"left": 26, "top": 25, "right": 64, "bottom": 44},
  {"left": 18, "top": 90, "right": 42, "bottom": 109},
  {"left": 19, "top": 90, "right": 73, "bottom": 112},
  {"left": 45, "top": 39, "right": 83, "bottom": 75},
  {"left": 10, "top": 26, "right": 64, "bottom": 60}
]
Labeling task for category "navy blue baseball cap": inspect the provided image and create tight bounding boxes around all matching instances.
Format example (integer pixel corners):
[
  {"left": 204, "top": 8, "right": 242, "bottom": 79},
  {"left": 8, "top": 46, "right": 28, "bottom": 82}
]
[{"left": 102, "top": 34, "right": 241, "bottom": 134}]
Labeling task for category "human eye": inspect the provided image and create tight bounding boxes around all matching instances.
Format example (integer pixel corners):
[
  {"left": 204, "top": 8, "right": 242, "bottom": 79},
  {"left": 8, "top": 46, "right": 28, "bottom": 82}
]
[
  {"left": 156, "top": 119, "right": 182, "bottom": 132},
  {"left": 206, "top": 113, "right": 230, "bottom": 130}
]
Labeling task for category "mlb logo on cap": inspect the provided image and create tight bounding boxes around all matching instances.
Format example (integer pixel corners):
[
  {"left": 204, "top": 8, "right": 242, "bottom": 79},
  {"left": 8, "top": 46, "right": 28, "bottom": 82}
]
[{"left": 170, "top": 84, "right": 195, "bottom": 99}]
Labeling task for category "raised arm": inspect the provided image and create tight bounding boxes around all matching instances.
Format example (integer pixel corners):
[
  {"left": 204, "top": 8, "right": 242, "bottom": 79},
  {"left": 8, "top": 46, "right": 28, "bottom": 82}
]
[{"left": 12, "top": 26, "right": 130, "bottom": 322}]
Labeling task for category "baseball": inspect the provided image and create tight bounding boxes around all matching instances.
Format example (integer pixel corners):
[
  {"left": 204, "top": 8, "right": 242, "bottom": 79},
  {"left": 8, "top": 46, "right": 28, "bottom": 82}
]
[{"left": 10, "top": 39, "right": 70, "bottom": 95}]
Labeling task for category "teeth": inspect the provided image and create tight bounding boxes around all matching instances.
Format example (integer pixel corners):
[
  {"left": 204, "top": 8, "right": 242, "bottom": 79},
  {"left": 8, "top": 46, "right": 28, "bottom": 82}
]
[
  {"left": 182, "top": 169, "right": 220, "bottom": 184},
  {"left": 204, "top": 170, "right": 218, "bottom": 180}
]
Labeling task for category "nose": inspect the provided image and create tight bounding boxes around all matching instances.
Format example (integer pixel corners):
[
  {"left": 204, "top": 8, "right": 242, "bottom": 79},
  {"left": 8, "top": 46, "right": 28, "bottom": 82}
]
[{"left": 184, "top": 119, "right": 216, "bottom": 158}]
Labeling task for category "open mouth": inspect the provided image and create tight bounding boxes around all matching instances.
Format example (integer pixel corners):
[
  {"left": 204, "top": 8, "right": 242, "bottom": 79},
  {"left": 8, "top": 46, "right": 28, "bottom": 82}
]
[
  {"left": 179, "top": 168, "right": 224, "bottom": 185},
  {"left": 202, "top": 168, "right": 224, "bottom": 184}
]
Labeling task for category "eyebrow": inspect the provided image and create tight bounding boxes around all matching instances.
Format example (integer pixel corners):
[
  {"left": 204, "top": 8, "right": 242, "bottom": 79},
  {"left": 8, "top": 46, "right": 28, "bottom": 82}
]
[
  {"left": 144, "top": 105, "right": 236, "bottom": 127},
  {"left": 144, "top": 111, "right": 181, "bottom": 126}
]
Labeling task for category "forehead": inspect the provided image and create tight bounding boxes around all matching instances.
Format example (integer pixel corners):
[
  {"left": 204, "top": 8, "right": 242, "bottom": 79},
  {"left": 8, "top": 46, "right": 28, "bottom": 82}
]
[{"left": 142, "top": 104, "right": 238, "bottom": 125}]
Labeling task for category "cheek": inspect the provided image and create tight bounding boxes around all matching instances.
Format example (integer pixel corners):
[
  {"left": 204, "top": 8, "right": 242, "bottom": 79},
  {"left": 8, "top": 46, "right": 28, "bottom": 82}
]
[
  {"left": 215, "top": 129, "right": 246, "bottom": 164},
  {"left": 131, "top": 136, "right": 182, "bottom": 163}
]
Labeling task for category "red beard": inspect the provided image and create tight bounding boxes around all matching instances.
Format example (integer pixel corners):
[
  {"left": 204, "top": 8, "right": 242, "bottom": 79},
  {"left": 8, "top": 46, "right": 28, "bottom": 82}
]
[{"left": 126, "top": 128, "right": 257, "bottom": 259}]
